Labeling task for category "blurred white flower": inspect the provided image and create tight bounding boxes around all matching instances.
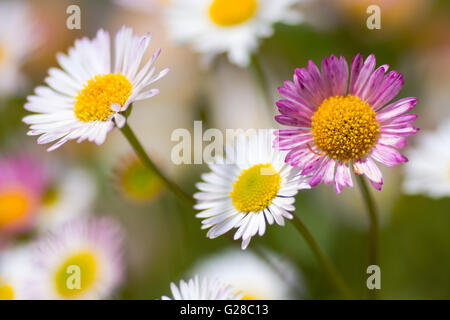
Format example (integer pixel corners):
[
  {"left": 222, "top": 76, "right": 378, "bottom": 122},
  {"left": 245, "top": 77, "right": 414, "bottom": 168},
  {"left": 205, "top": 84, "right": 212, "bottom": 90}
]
[
  {"left": 190, "top": 248, "right": 302, "bottom": 299},
  {"left": 30, "top": 217, "right": 125, "bottom": 300},
  {"left": 403, "top": 119, "right": 450, "bottom": 198},
  {"left": 162, "top": 276, "right": 241, "bottom": 300},
  {"left": 0, "top": 245, "right": 33, "bottom": 300},
  {"left": 37, "top": 168, "right": 96, "bottom": 231},
  {"left": 0, "top": 1, "right": 42, "bottom": 96},
  {"left": 166, "top": 0, "right": 303, "bottom": 67}
]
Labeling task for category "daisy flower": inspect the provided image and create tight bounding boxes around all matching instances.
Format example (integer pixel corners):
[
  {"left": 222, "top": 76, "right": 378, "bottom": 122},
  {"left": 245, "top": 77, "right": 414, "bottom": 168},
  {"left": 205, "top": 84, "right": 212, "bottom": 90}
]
[
  {"left": 0, "top": 155, "right": 46, "bottom": 235},
  {"left": 0, "top": 1, "right": 42, "bottom": 95},
  {"left": 161, "top": 276, "right": 241, "bottom": 300},
  {"left": 0, "top": 246, "right": 33, "bottom": 300},
  {"left": 275, "top": 53, "right": 418, "bottom": 193},
  {"left": 190, "top": 248, "right": 302, "bottom": 299},
  {"left": 30, "top": 217, "right": 125, "bottom": 300},
  {"left": 23, "top": 26, "right": 169, "bottom": 151},
  {"left": 194, "top": 129, "right": 310, "bottom": 249},
  {"left": 37, "top": 168, "right": 95, "bottom": 231},
  {"left": 166, "top": 0, "right": 302, "bottom": 67},
  {"left": 403, "top": 118, "right": 450, "bottom": 198}
]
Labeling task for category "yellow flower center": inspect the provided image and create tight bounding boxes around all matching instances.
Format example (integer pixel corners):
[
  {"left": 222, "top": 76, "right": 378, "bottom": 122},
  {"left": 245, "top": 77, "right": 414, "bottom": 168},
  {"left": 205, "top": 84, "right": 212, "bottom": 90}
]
[
  {"left": 54, "top": 251, "right": 98, "bottom": 299},
  {"left": 311, "top": 95, "right": 380, "bottom": 162},
  {"left": 0, "top": 283, "right": 15, "bottom": 300},
  {"left": 209, "top": 0, "right": 258, "bottom": 27},
  {"left": 74, "top": 73, "right": 132, "bottom": 122},
  {"left": 230, "top": 164, "right": 281, "bottom": 213},
  {"left": 0, "top": 189, "right": 30, "bottom": 229}
]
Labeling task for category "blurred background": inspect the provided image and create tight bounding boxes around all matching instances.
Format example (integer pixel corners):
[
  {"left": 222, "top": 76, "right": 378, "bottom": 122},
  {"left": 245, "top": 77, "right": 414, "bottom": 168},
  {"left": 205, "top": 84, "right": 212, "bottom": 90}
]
[{"left": 1, "top": 0, "right": 450, "bottom": 299}]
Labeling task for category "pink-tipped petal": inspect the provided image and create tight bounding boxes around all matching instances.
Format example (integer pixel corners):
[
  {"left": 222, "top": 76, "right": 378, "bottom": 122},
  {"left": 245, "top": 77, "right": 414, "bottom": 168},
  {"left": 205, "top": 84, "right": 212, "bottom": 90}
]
[
  {"left": 334, "top": 162, "right": 353, "bottom": 193},
  {"left": 321, "top": 55, "right": 349, "bottom": 97},
  {"left": 352, "top": 54, "right": 376, "bottom": 96},
  {"left": 354, "top": 157, "right": 383, "bottom": 185},
  {"left": 368, "top": 71, "right": 404, "bottom": 110},
  {"left": 349, "top": 53, "right": 364, "bottom": 94},
  {"left": 376, "top": 97, "right": 417, "bottom": 122},
  {"left": 371, "top": 144, "right": 408, "bottom": 167},
  {"left": 380, "top": 126, "right": 419, "bottom": 136},
  {"left": 309, "top": 157, "right": 335, "bottom": 186},
  {"left": 377, "top": 134, "right": 407, "bottom": 149}
]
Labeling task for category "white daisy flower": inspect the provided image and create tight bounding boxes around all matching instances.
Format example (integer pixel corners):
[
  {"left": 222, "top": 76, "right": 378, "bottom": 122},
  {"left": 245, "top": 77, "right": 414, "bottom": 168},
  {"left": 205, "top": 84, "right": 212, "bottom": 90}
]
[
  {"left": 30, "top": 217, "right": 125, "bottom": 300},
  {"left": 403, "top": 119, "right": 450, "bottom": 198},
  {"left": 190, "top": 248, "right": 302, "bottom": 299},
  {"left": 161, "top": 276, "right": 242, "bottom": 300},
  {"left": 37, "top": 168, "right": 96, "bottom": 231},
  {"left": 194, "top": 129, "right": 310, "bottom": 249},
  {"left": 0, "top": 246, "right": 33, "bottom": 300},
  {"left": 166, "top": 0, "right": 303, "bottom": 67},
  {"left": 0, "top": 1, "right": 42, "bottom": 95},
  {"left": 23, "top": 26, "right": 169, "bottom": 151}
]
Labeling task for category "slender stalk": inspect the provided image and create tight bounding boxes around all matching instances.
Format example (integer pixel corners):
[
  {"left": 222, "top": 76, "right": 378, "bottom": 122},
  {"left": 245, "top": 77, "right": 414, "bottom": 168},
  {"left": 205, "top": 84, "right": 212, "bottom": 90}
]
[
  {"left": 356, "top": 175, "right": 379, "bottom": 299},
  {"left": 291, "top": 214, "right": 352, "bottom": 299},
  {"left": 120, "top": 123, "right": 195, "bottom": 206}
]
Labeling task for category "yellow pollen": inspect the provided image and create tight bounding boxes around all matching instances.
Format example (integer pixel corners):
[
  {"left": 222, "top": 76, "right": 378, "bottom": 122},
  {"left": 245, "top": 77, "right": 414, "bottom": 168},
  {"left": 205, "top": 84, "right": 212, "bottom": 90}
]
[
  {"left": 0, "top": 284, "right": 14, "bottom": 300},
  {"left": 0, "top": 189, "right": 30, "bottom": 229},
  {"left": 74, "top": 73, "right": 132, "bottom": 122},
  {"left": 209, "top": 0, "right": 258, "bottom": 27},
  {"left": 54, "top": 251, "right": 98, "bottom": 299},
  {"left": 311, "top": 95, "right": 380, "bottom": 162},
  {"left": 230, "top": 164, "right": 281, "bottom": 213}
]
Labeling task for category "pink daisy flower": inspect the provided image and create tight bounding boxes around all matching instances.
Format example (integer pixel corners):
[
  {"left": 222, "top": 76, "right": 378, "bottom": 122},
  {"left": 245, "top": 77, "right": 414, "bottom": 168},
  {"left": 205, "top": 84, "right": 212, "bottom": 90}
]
[
  {"left": 274, "top": 53, "right": 418, "bottom": 193},
  {"left": 0, "top": 155, "right": 46, "bottom": 234}
]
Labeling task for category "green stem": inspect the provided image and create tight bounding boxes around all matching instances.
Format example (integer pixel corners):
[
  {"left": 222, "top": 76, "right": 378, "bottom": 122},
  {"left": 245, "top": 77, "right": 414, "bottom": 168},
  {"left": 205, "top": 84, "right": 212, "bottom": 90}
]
[
  {"left": 356, "top": 175, "right": 379, "bottom": 299},
  {"left": 120, "top": 123, "right": 195, "bottom": 206},
  {"left": 291, "top": 214, "right": 352, "bottom": 299}
]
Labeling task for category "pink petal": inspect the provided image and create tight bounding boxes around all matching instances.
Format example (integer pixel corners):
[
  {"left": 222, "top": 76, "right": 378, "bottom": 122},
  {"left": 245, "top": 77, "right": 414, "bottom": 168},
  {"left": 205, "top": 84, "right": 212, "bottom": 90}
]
[
  {"left": 294, "top": 67, "right": 327, "bottom": 107},
  {"left": 321, "top": 55, "right": 349, "bottom": 97},
  {"left": 381, "top": 114, "right": 417, "bottom": 127},
  {"left": 370, "top": 144, "right": 408, "bottom": 167},
  {"left": 276, "top": 100, "right": 313, "bottom": 121},
  {"left": 380, "top": 126, "right": 419, "bottom": 136},
  {"left": 275, "top": 115, "right": 311, "bottom": 127},
  {"left": 309, "top": 157, "right": 336, "bottom": 186},
  {"left": 376, "top": 97, "right": 417, "bottom": 122},
  {"left": 301, "top": 154, "right": 324, "bottom": 175},
  {"left": 351, "top": 54, "right": 376, "bottom": 96},
  {"left": 359, "top": 65, "right": 388, "bottom": 101},
  {"left": 334, "top": 162, "right": 353, "bottom": 194},
  {"left": 377, "top": 134, "right": 406, "bottom": 149},
  {"left": 349, "top": 53, "right": 364, "bottom": 94},
  {"left": 367, "top": 71, "right": 404, "bottom": 110},
  {"left": 353, "top": 157, "right": 383, "bottom": 185}
]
